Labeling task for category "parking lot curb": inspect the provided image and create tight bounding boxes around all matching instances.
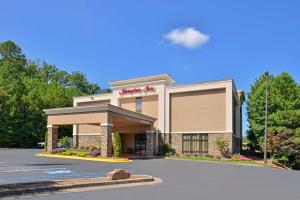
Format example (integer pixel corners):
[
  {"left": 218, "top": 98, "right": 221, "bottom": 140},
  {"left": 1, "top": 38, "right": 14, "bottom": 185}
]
[
  {"left": 0, "top": 175, "right": 154, "bottom": 197},
  {"left": 35, "top": 153, "right": 133, "bottom": 163}
]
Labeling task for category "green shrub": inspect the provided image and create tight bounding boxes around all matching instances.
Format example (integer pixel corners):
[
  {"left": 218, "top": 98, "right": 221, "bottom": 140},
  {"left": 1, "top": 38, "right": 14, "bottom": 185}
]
[
  {"left": 278, "top": 155, "right": 289, "bottom": 164},
  {"left": 165, "top": 152, "right": 174, "bottom": 157},
  {"left": 158, "top": 143, "right": 172, "bottom": 155},
  {"left": 215, "top": 137, "right": 230, "bottom": 157},
  {"left": 268, "top": 128, "right": 300, "bottom": 169},
  {"left": 61, "top": 136, "right": 71, "bottom": 148},
  {"left": 113, "top": 132, "right": 122, "bottom": 157},
  {"left": 295, "top": 128, "right": 300, "bottom": 137},
  {"left": 61, "top": 151, "right": 72, "bottom": 156},
  {"left": 77, "top": 152, "right": 88, "bottom": 157}
]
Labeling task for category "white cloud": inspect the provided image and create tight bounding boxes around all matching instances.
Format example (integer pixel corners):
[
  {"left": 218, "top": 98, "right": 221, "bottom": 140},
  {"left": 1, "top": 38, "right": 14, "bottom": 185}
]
[{"left": 164, "top": 27, "right": 209, "bottom": 48}]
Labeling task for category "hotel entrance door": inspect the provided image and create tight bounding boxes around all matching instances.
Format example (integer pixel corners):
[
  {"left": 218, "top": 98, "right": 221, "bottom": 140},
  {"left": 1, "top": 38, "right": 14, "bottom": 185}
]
[{"left": 135, "top": 134, "right": 146, "bottom": 155}]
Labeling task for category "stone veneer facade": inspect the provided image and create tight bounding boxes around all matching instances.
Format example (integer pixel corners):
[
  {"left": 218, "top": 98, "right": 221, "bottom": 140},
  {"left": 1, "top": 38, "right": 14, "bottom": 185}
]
[
  {"left": 146, "top": 131, "right": 154, "bottom": 156},
  {"left": 47, "top": 126, "right": 58, "bottom": 152},
  {"left": 159, "top": 132, "right": 236, "bottom": 156},
  {"left": 74, "top": 131, "right": 240, "bottom": 157},
  {"left": 73, "top": 135, "right": 102, "bottom": 148},
  {"left": 100, "top": 125, "right": 113, "bottom": 157},
  {"left": 72, "top": 125, "right": 114, "bottom": 157}
]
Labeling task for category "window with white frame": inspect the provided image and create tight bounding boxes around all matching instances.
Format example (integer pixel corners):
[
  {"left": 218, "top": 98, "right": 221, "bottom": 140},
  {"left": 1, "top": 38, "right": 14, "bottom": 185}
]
[{"left": 135, "top": 97, "right": 142, "bottom": 113}]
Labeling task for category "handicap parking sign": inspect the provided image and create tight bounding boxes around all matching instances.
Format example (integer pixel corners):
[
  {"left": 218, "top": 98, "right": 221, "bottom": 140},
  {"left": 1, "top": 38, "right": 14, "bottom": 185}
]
[{"left": 44, "top": 169, "right": 72, "bottom": 175}]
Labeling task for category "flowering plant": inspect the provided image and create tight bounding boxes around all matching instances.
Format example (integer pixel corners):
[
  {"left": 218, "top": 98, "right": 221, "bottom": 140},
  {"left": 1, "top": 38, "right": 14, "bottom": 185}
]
[{"left": 231, "top": 154, "right": 252, "bottom": 161}]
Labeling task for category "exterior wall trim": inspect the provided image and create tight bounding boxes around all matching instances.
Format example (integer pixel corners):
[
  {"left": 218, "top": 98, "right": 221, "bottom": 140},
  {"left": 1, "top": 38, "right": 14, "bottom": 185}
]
[
  {"left": 108, "top": 74, "right": 175, "bottom": 87},
  {"left": 146, "top": 130, "right": 156, "bottom": 133},
  {"left": 100, "top": 123, "right": 113, "bottom": 127},
  {"left": 73, "top": 133, "right": 101, "bottom": 136},
  {"left": 47, "top": 125, "right": 59, "bottom": 128},
  {"left": 170, "top": 131, "right": 232, "bottom": 134},
  {"left": 73, "top": 93, "right": 113, "bottom": 101},
  {"left": 167, "top": 79, "right": 232, "bottom": 91}
]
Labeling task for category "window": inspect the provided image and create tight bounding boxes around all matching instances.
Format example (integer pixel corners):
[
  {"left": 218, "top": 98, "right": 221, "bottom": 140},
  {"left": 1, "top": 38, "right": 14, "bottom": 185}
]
[
  {"left": 135, "top": 97, "right": 142, "bottom": 113},
  {"left": 182, "top": 133, "right": 208, "bottom": 154}
]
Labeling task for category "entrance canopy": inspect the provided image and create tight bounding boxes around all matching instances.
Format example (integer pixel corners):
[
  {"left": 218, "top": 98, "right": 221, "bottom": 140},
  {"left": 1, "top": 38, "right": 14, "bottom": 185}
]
[
  {"left": 44, "top": 104, "right": 156, "bottom": 126},
  {"left": 43, "top": 104, "right": 156, "bottom": 157}
]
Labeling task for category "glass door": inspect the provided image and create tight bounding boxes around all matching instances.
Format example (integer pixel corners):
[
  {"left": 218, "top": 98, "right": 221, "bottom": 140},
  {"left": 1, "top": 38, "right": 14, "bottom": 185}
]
[{"left": 135, "top": 134, "right": 146, "bottom": 155}]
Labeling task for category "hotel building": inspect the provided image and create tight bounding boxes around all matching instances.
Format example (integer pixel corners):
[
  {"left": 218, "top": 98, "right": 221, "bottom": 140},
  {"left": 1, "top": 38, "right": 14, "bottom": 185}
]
[{"left": 44, "top": 74, "right": 244, "bottom": 157}]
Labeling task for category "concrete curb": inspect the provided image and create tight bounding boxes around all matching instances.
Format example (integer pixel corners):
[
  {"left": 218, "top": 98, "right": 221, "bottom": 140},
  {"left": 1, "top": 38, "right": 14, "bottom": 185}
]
[
  {"left": 166, "top": 157, "right": 292, "bottom": 170},
  {"left": 0, "top": 176, "right": 154, "bottom": 197},
  {"left": 271, "top": 160, "right": 291, "bottom": 170},
  {"left": 35, "top": 153, "right": 133, "bottom": 163}
]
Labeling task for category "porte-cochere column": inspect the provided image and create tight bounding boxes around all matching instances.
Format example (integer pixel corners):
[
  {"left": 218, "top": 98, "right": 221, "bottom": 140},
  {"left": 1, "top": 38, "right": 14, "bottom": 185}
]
[
  {"left": 100, "top": 123, "right": 113, "bottom": 157},
  {"left": 47, "top": 125, "right": 58, "bottom": 152},
  {"left": 146, "top": 127, "right": 155, "bottom": 157}
]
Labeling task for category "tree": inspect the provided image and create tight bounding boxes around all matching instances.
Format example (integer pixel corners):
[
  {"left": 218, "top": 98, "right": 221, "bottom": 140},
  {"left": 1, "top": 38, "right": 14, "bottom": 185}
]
[
  {"left": 0, "top": 40, "right": 23, "bottom": 59},
  {"left": 0, "top": 40, "right": 109, "bottom": 148},
  {"left": 247, "top": 72, "right": 300, "bottom": 168},
  {"left": 247, "top": 73, "right": 274, "bottom": 149},
  {"left": 247, "top": 72, "right": 299, "bottom": 148},
  {"left": 66, "top": 71, "right": 101, "bottom": 94},
  {"left": 268, "top": 127, "right": 300, "bottom": 169}
]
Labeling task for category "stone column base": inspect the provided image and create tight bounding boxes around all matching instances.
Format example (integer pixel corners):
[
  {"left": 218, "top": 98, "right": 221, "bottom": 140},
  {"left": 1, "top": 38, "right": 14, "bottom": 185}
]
[
  {"left": 100, "top": 125, "right": 113, "bottom": 157},
  {"left": 146, "top": 130, "right": 155, "bottom": 156},
  {"left": 47, "top": 125, "right": 58, "bottom": 152}
]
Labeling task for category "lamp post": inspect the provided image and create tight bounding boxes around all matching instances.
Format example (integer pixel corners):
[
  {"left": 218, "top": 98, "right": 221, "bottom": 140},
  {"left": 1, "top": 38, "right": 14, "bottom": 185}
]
[{"left": 264, "top": 71, "right": 269, "bottom": 165}]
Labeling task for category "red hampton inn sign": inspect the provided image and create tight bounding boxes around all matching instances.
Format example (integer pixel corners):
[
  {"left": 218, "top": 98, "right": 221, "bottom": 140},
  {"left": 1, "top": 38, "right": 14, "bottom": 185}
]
[{"left": 119, "top": 86, "right": 156, "bottom": 95}]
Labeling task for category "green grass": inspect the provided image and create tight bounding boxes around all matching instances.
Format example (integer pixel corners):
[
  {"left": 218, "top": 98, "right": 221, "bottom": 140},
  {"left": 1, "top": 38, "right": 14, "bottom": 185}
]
[
  {"left": 169, "top": 155, "right": 263, "bottom": 166},
  {"left": 60, "top": 148, "right": 90, "bottom": 156}
]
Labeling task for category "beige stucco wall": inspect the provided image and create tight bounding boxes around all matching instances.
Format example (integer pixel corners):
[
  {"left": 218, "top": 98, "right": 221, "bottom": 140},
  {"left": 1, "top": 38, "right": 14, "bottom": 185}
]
[
  {"left": 142, "top": 95, "right": 158, "bottom": 119},
  {"left": 119, "top": 97, "right": 135, "bottom": 111},
  {"left": 119, "top": 95, "right": 158, "bottom": 126},
  {"left": 170, "top": 88, "right": 226, "bottom": 132},
  {"left": 78, "top": 124, "right": 101, "bottom": 134},
  {"left": 48, "top": 112, "right": 108, "bottom": 125},
  {"left": 77, "top": 100, "right": 110, "bottom": 106}
]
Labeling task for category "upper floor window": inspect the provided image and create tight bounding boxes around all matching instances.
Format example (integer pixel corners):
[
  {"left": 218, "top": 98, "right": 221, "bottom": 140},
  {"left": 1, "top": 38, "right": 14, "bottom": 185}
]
[{"left": 135, "top": 97, "right": 142, "bottom": 113}]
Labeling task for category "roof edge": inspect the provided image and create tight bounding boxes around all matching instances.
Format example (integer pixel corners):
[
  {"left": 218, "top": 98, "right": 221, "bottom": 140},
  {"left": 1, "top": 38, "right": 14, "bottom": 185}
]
[
  {"left": 43, "top": 104, "right": 156, "bottom": 122},
  {"left": 108, "top": 73, "right": 175, "bottom": 87}
]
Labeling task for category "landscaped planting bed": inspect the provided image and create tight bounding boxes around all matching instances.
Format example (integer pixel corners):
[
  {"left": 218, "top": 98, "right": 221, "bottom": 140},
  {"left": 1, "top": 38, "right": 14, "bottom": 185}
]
[
  {"left": 168, "top": 154, "right": 264, "bottom": 166},
  {"left": 51, "top": 147, "right": 101, "bottom": 158}
]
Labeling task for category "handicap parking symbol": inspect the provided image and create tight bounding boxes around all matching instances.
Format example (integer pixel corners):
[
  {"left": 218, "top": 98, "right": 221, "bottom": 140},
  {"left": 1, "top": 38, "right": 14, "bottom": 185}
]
[{"left": 44, "top": 169, "right": 72, "bottom": 175}]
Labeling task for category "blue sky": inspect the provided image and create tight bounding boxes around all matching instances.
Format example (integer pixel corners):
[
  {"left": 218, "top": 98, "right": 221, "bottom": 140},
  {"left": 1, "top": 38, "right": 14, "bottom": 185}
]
[{"left": 1, "top": 0, "right": 300, "bottom": 133}]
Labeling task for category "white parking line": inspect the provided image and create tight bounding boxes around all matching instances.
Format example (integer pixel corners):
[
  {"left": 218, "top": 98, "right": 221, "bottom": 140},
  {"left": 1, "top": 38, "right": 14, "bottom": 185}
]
[{"left": 0, "top": 168, "right": 67, "bottom": 173}]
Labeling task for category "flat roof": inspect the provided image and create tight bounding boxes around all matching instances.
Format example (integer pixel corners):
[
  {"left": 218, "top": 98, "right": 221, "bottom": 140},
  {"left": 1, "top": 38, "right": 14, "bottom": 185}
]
[
  {"left": 107, "top": 73, "right": 175, "bottom": 87},
  {"left": 43, "top": 104, "right": 156, "bottom": 123},
  {"left": 73, "top": 75, "right": 242, "bottom": 100}
]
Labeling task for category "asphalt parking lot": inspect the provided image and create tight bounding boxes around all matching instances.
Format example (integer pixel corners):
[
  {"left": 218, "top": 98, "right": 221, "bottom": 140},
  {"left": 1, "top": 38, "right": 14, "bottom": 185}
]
[
  {"left": 0, "top": 149, "right": 300, "bottom": 200},
  {"left": 0, "top": 149, "right": 132, "bottom": 185}
]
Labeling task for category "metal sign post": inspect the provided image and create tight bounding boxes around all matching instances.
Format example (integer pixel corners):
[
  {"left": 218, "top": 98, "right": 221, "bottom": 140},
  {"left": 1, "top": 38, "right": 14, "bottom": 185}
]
[{"left": 264, "top": 71, "right": 269, "bottom": 165}]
